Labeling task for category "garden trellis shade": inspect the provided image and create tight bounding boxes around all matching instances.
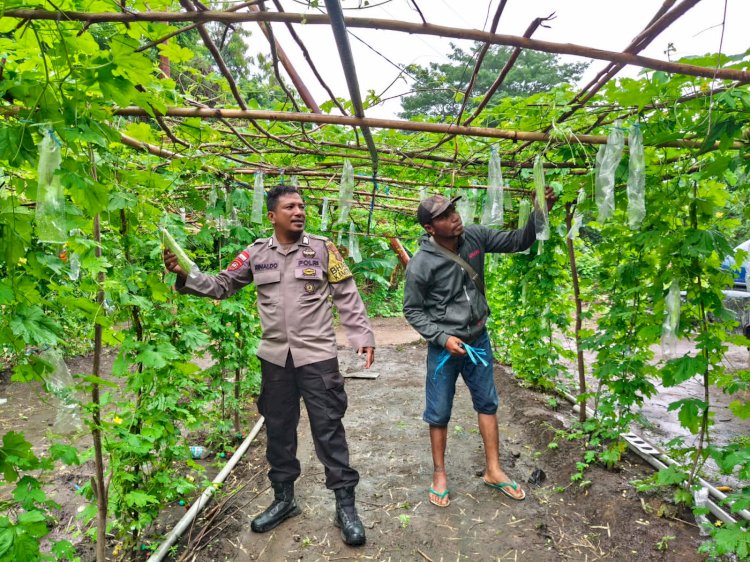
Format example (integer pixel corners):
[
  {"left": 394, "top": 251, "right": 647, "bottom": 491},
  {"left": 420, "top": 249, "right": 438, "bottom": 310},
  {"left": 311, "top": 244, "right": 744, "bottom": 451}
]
[{"left": 2, "top": 0, "right": 749, "bottom": 217}]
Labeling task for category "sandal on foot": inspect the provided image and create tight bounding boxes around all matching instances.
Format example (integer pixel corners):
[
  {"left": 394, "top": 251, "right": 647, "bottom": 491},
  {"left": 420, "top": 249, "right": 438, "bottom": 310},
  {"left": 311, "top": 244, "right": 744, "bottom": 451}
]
[
  {"left": 428, "top": 487, "right": 451, "bottom": 507},
  {"left": 483, "top": 478, "right": 526, "bottom": 501}
]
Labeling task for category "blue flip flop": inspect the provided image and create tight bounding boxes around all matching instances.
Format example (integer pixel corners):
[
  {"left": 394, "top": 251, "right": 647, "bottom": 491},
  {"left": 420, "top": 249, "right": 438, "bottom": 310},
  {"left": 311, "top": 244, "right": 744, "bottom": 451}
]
[
  {"left": 428, "top": 486, "right": 451, "bottom": 507},
  {"left": 483, "top": 478, "right": 526, "bottom": 501}
]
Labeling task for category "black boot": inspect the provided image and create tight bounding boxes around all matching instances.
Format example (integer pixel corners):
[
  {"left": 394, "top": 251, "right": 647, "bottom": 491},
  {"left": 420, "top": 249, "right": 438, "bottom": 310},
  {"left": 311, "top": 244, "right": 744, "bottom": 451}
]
[
  {"left": 334, "top": 487, "right": 366, "bottom": 546},
  {"left": 251, "top": 481, "right": 301, "bottom": 533}
]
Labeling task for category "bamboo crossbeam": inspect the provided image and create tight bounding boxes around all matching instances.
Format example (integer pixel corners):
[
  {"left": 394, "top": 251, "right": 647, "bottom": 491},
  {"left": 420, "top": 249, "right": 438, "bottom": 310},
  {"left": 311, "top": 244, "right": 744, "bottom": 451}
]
[
  {"left": 6, "top": 9, "right": 749, "bottom": 83},
  {"left": 113, "top": 106, "right": 747, "bottom": 149}
]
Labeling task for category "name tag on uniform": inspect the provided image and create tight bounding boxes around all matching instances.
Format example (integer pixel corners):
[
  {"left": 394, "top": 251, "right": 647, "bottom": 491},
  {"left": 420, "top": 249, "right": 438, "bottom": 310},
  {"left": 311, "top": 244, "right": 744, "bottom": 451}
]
[{"left": 255, "top": 262, "right": 279, "bottom": 271}]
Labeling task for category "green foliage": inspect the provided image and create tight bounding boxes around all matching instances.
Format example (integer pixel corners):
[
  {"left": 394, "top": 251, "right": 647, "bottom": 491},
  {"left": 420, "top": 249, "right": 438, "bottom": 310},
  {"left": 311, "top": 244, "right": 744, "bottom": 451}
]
[
  {"left": 400, "top": 43, "right": 587, "bottom": 119},
  {"left": 0, "top": 432, "right": 78, "bottom": 561},
  {"left": 1, "top": 5, "right": 749, "bottom": 558}
]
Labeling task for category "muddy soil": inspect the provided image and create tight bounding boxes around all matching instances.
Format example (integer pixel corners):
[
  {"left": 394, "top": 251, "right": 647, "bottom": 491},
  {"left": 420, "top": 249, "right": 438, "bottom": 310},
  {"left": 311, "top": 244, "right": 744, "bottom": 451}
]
[
  {"left": 0, "top": 318, "right": 721, "bottom": 561},
  {"left": 162, "top": 318, "right": 705, "bottom": 562}
]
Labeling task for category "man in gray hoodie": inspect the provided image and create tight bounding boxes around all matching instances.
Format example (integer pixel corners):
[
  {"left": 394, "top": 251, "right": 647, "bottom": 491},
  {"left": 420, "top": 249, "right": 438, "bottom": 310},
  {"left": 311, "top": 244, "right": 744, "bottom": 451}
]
[{"left": 403, "top": 189, "right": 556, "bottom": 507}]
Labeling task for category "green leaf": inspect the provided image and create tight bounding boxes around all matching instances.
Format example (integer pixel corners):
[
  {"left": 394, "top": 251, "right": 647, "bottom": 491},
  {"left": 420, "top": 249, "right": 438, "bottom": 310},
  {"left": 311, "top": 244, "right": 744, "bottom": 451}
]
[
  {"left": 661, "top": 355, "right": 707, "bottom": 387},
  {"left": 135, "top": 349, "right": 167, "bottom": 369},
  {"left": 78, "top": 375, "right": 118, "bottom": 389},
  {"left": 49, "top": 444, "right": 81, "bottom": 466},
  {"left": 64, "top": 171, "right": 110, "bottom": 216},
  {"left": 667, "top": 398, "right": 706, "bottom": 434},
  {"left": 729, "top": 400, "right": 750, "bottom": 420},
  {"left": 0, "top": 281, "right": 14, "bottom": 305},
  {"left": 157, "top": 41, "right": 195, "bottom": 64},
  {"left": 654, "top": 464, "right": 688, "bottom": 486},
  {"left": 12, "top": 477, "right": 46, "bottom": 509},
  {"left": 712, "top": 523, "right": 750, "bottom": 558},
  {"left": 124, "top": 490, "right": 158, "bottom": 508},
  {"left": 0, "top": 432, "right": 38, "bottom": 482},
  {"left": 110, "top": 40, "right": 155, "bottom": 85},
  {"left": 0, "top": 528, "right": 12, "bottom": 558},
  {"left": 8, "top": 305, "right": 60, "bottom": 348}
]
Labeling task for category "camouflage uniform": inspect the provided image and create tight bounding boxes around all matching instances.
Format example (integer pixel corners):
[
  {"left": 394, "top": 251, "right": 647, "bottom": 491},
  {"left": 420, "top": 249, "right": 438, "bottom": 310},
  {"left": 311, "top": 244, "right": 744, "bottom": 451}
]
[{"left": 177, "top": 232, "right": 374, "bottom": 489}]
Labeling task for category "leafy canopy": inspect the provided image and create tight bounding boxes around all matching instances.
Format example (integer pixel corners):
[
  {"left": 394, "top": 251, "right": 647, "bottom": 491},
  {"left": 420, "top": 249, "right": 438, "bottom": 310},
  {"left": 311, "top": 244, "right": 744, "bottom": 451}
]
[{"left": 399, "top": 42, "right": 588, "bottom": 119}]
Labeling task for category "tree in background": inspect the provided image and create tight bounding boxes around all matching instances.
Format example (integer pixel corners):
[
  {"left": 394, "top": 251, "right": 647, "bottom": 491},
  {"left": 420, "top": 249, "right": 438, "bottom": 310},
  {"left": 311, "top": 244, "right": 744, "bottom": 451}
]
[{"left": 399, "top": 43, "right": 588, "bottom": 120}]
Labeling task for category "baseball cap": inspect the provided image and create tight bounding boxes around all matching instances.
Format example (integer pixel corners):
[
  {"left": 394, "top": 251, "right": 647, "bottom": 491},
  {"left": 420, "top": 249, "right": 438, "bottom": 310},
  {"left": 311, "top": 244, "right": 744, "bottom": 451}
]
[{"left": 417, "top": 195, "right": 461, "bottom": 225}]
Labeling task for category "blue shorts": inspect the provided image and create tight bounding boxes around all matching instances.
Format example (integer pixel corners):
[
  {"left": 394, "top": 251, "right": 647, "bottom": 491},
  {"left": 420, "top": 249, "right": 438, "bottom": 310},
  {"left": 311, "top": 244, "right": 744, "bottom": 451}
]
[{"left": 423, "top": 330, "right": 498, "bottom": 426}]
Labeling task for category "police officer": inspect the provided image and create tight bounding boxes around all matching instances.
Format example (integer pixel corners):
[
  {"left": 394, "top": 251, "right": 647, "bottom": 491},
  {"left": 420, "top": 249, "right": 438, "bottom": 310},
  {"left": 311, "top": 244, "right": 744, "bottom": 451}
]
[{"left": 163, "top": 185, "right": 375, "bottom": 546}]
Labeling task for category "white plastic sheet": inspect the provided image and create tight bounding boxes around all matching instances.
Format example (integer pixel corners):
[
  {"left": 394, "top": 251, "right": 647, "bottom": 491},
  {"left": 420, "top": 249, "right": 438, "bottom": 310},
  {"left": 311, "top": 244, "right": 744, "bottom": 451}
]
[
  {"left": 517, "top": 199, "right": 532, "bottom": 254},
  {"left": 336, "top": 160, "right": 355, "bottom": 225},
  {"left": 348, "top": 222, "right": 362, "bottom": 263},
  {"left": 40, "top": 349, "right": 82, "bottom": 434},
  {"left": 481, "top": 147, "right": 504, "bottom": 227},
  {"left": 251, "top": 172, "right": 265, "bottom": 224},
  {"left": 320, "top": 197, "right": 330, "bottom": 232},
  {"left": 595, "top": 123, "right": 625, "bottom": 223},
  {"left": 533, "top": 156, "right": 550, "bottom": 241},
  {"left": 456, "top": 189, "right": 476, "bottom": 225},
  {"left": 567, "top": 189, "right": 586, "bottom": 240},
  {"left": 626, "top": 125, "right": 646, "bottom": 230},
  {"left": 35, "top": 129, "right": 66, "bottom": 244},
  {"left": 661, "top": 279, "right": 681, "bottom": 358}
]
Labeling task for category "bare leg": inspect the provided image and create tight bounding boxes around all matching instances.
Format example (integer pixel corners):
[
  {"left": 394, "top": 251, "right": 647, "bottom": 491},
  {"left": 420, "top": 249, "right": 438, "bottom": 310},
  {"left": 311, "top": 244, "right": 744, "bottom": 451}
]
[
  {"left": 478, "top": 413, "right": 524, "bottom": 499},
  {"left": 428, "top": 425, "right": 449, "bottom": 506}
]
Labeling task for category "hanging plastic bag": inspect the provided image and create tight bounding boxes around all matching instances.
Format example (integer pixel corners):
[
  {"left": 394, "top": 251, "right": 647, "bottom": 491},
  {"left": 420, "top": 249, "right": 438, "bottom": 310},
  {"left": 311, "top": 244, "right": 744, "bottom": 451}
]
[
  {"left": 661, "top": 279, "right": 680, "bottom": 358},
  {"left": 481, "top": 147, "right": 504, "bottom": 227},
  {"left": 457, "top": 189, "right": 476, "bottom": 225},
  {"left": 320, "top": 197, "right": 330, "bottom": 232},
  {"left": 35, "top": 129, "right": 66, "bottom": 244},
  {"left": 225, "top": 187, "right": 238, "bottom": 227},
  {"left": 252, "top": 172, "right": 265, "bottom": 224},
  {"left": 208, "top": 187, "right": 218, "bottom": 209},
  {"left": 627, "top": 124, "right": 646, "bottom": 230},
  {"left": 504, "top": 189, "right": 513, "bottom": 212},
  {"left": 40, "top": 348, "right": 82, "bottom": 434},
  {"left": 348, "top": 222, "right": 362, "bottom": 263},
  {"left": 336, "top": 160, "right": 355, "bottom": 225},
  {"left": 65, "top": 229, "right": 83, "bottom": 281},
  {"left": 160, "top": 226, "right": 200, "bottom": 279},
  {"left": 419, "top": 185, "right": 428, "bottom": 201},
  {"left": 567, "top": 189, "right": 587, "bottom": 240},
  {"left": 533, "top": 156, "right": 550, "bottom": 241},
  {"left": 517, "top": 199, "right": 532, "bottom": 255},
  {"left": 595, "top": 123, "right": 624, "bottom": 223},
  {"left": 290, "top": 175, "right": 299, "bottom": 187}
]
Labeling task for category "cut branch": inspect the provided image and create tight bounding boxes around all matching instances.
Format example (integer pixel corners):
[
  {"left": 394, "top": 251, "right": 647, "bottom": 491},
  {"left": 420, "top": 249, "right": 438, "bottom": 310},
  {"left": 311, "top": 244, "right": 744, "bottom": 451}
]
[
  {"left": 7, "top": 9, "right": 750, "bottom": 82},
  {"left": 113, "top": 106, "right": 748, "bottom": 149}
]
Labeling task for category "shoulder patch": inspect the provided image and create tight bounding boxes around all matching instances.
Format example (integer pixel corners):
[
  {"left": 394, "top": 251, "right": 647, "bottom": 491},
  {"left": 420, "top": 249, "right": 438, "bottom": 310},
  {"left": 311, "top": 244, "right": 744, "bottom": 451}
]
[
  {"left": 227, "top": 249, "right": 251, "bottom": 271},
  {"left": 326, "top": 241, "right": 352, "bottom": 283}
]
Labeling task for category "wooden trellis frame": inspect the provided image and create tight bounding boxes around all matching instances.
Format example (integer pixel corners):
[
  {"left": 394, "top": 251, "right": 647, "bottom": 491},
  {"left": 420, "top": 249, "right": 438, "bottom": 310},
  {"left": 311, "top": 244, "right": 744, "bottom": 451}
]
[{"left": 3, "top": 0, "right": 748, "bottom": 218}]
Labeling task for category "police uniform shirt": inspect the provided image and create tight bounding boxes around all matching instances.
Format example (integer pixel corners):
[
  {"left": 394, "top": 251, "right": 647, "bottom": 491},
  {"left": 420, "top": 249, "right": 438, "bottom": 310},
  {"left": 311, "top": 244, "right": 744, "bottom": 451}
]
[{"left": 175, "top": 232, "right": 375, "bottom": 368}]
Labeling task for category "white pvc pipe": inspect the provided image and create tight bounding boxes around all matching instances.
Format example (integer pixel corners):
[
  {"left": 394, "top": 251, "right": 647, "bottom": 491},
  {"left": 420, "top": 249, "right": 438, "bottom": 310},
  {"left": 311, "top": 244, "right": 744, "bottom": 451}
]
[
  {"left": 147, "top": 416, "right": 265, "bottom": 562},
  {"left": 559, "top": 390, "right": 749, "bottom": 523}
]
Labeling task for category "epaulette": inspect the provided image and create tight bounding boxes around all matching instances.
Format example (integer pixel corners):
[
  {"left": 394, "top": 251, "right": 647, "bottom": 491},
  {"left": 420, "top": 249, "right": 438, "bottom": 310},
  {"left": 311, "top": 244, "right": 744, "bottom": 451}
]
[
  {"left": 252, "top": 238, "right": 269, "bottom": 246},
  {"left": 308, "top": 233, "right": 329, "bottom": 242}
]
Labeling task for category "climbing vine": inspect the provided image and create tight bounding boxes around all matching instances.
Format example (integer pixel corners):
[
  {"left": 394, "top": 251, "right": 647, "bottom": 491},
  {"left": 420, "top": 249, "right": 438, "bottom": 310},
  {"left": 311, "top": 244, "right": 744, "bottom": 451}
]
[{"left": 0, "top": 2, "right": 749, "bottom": 560}]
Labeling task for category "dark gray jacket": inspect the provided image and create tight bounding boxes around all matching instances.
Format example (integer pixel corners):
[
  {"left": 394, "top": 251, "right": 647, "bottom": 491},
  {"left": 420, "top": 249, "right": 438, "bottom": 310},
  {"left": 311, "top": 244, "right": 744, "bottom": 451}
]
[{"left": 403, "top": 217, "right": 538, "bottom": 347}]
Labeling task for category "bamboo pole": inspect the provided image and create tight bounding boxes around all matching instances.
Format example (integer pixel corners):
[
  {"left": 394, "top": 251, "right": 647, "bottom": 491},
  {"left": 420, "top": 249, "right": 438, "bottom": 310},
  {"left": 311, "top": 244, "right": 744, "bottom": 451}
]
[
  {"left": 113, "top": 106, "right": 748, "bottom": 149},
  {"left": 6, "top": 9, "right": 749, "bottom": 83}
]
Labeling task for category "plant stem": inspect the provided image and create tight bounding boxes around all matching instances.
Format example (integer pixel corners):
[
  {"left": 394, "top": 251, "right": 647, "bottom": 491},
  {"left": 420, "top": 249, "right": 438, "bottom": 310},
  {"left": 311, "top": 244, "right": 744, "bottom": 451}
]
[{"left": 565, "top": 203, "right": 587, "bottom": 422}]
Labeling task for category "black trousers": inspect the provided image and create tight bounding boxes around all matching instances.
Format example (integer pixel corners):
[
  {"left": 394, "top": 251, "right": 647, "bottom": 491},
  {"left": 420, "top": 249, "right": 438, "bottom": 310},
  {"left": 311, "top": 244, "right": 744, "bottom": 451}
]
[{"left": 257, "top": 353, "right": 359, "bottom": 490}]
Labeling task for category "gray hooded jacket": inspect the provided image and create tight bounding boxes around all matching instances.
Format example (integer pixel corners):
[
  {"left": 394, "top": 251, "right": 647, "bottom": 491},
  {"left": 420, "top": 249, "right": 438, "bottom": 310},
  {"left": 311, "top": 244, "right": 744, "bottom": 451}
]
[{"left": 403, "top": 216, "right": 538, "bottom": 347}]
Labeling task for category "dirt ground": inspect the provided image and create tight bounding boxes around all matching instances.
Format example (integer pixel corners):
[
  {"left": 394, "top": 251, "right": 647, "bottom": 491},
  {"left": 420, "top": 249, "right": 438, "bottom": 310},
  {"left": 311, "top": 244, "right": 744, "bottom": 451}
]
[{"left": 0, "top": 318, "right": 717, "bottom": 561}]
